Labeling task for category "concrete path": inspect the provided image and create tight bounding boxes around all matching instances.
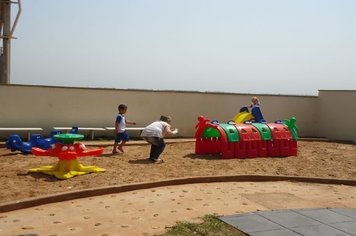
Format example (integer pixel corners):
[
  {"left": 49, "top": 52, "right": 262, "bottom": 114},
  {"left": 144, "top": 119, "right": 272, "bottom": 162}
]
[
  {"left": 220, "top": 208, "right": 356, "bottom": 236},
  {"left": 0, "top": 181, "right": 356, "bottom": 236}
]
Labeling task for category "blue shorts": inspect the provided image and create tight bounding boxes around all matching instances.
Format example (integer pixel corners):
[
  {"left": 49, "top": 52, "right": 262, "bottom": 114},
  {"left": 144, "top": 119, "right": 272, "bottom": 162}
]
[{"left": 115, "top": 131, "right": 129, "bottom": 142}]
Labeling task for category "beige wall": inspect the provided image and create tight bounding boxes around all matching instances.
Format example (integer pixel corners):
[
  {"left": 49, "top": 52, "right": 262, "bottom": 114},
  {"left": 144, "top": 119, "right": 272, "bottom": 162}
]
[
  {"left": 0, "top": 84, "right": 323, "bottom": 140},
  {"left": 317, "top": 90, "right": 356, "bottom": 142}
]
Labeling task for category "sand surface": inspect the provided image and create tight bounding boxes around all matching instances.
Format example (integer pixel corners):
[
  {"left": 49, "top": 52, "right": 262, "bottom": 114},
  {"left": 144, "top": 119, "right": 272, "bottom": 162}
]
[
  {"left": 0, "top": 139, "right": 356, "bottom": 235},
  {"left": 0, "top": 139, "right": 356, "bottom": 204}
]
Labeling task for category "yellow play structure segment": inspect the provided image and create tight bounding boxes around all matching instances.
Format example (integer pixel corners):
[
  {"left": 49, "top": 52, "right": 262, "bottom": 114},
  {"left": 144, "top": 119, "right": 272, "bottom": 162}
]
[
  {"left": 233, "top": 111, "right": 254, "bottom": 124},
  {"left": 29, "top": 159, "right": 106, "bottom": 180}
]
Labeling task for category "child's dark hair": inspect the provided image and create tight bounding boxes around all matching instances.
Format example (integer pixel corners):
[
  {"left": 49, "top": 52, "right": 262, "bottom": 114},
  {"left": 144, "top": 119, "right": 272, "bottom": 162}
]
[
  {"left": 160, "top": 115, "right": 172, "bottom": 123},
  {"left": 118, "top": 104, "right": 127, "bottom": 110}
]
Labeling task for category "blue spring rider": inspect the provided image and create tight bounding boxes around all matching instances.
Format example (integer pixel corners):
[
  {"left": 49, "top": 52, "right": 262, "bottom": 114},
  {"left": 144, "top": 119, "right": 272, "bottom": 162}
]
[{"left": 5, "top": 127, "right": 79, "bottom": 154}]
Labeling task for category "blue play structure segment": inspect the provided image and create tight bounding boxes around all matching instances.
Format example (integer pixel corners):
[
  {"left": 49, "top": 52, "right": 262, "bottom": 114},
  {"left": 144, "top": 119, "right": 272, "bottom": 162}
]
[
  {"left": 70, "top": 126, "right": 79, "bottom": 134},
  {"left": 5, "top": 127, "right": 79, "bottom": 154},
  {"left": 6, "top": 130, "right": 62, "bottom": 154}
]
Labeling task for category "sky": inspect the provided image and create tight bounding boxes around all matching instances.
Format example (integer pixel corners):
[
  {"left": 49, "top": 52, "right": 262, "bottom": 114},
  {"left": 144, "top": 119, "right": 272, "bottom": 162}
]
[{"left": 9, "top": 0, "right": 356, "bottom": 95}]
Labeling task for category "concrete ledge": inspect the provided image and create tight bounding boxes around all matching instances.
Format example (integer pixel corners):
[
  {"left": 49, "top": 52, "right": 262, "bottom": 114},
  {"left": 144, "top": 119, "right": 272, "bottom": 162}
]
[
  {"left": 1, "top": 175, "right": 356, "bottom": 213},
  {"left": 0, "top": 128, "right": 43, "bottom": 140},
  {"left": 81, "top": 138, "right": 195, "bottom": 147}
]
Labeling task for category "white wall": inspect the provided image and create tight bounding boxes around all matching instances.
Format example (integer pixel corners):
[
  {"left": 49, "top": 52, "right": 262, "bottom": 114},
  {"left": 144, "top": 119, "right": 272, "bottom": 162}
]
[
  {"left": 0, "top": 84, "right": 319, "bottom": 139},
  {"left": 317, "top": 90, "right": 356, "bottom": 142}
]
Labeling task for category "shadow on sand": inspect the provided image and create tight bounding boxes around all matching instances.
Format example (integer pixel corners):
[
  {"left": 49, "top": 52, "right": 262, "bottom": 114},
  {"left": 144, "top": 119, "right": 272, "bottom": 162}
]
[
  {"left": 101, "top": 153, "right": 122, "bottom": 157},
  {"left": 128, "top": 158, "right": 154, "bottom": 165},
  {"left": 18, "top": 172, "right": 60, "bottom": 182},
  {"left": 183, "top": 153, "right": 221, "bottom": 160},
  {"left": 1, "top": 152, "right": 24, "bottom": 157}
]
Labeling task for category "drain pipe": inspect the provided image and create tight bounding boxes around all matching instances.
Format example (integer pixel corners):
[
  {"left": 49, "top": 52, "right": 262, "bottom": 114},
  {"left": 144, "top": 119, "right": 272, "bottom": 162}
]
[{"left": 0, "top": 0, "right": 22, "bottom": 84}]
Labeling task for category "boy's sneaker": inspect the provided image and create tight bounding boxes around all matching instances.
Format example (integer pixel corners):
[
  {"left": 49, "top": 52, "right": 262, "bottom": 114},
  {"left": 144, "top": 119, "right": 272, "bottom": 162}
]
[{"left": 153, "top": 158, "right": 164, "bottom": 164}]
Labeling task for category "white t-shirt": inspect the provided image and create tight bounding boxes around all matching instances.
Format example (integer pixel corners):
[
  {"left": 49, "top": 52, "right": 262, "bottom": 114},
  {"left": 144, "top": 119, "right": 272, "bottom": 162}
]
[
  {"left": 141, "top": 121, "right": 170, "bottom": 138},
  {"left": 116, "top": 114, "right": 126, "bottom": 133}
]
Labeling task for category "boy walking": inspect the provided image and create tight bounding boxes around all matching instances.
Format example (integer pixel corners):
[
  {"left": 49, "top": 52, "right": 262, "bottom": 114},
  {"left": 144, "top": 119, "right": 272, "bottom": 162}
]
[{"left": 112, "top": 104, "right": 136, "bottom": 154}]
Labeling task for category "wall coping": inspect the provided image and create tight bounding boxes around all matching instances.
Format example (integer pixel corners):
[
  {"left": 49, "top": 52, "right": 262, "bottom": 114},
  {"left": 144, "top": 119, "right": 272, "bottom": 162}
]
[{"left": 2, "top": 83, "right": 317, "bottom": 97}]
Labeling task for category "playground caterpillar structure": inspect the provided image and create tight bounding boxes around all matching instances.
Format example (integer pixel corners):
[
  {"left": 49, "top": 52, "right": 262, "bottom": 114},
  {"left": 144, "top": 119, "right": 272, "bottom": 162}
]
[{"left": 194, "top": 115, "right": 299, "bottom": 159}]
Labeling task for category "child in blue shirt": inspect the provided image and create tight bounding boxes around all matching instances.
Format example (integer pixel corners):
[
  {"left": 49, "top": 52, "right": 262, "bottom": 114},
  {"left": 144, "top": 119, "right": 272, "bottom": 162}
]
[{"left": 112, "top": 104, "right": 136, "bottom": 154}]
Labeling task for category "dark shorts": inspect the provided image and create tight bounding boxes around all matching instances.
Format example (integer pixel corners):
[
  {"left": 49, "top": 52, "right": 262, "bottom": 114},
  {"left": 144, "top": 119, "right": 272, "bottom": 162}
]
[{"left": 115, "top": 131, "right": 129, "bottom": 142}]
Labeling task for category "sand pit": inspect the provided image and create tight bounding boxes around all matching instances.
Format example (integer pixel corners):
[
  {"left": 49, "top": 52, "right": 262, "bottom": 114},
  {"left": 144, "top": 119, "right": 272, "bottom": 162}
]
[{"left": 0, "top": 139, "right": 356, "bottom": 204}]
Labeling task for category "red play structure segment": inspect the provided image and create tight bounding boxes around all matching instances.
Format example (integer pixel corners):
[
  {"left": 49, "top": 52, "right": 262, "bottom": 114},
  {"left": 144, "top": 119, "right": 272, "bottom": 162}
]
[{"left": 195, "top": 116, "right": 298, "bottom": 159}]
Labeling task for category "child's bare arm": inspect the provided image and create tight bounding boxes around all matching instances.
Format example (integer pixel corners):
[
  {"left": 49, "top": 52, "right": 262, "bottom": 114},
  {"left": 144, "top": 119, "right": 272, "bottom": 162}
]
[
  {"left": 115, "top": 121, "right": 119, "bottom": 133},
  {"left": 164, "top": 126, "right": 178, "bottom": 136},
  {"left": 126, "top": 120, "right": 136, "bottom": 125}
]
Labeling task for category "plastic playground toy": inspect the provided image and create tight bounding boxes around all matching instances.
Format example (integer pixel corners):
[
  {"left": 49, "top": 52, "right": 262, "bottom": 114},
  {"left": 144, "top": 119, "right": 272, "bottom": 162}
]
[
  {"left": 5, "top": 130, "right": 62, "bottom": 154},
  {"left": 29, "top": 133, "right": 105, "bottom": 179},
  {"left": 5, "top": 127, "right": 79, "bottom": 154},
  {"left": 233, "top": 105, "right": 265, "bottom": 124},
  {"left": 195, "top": 113, "right": 299, "bottom": 159}
]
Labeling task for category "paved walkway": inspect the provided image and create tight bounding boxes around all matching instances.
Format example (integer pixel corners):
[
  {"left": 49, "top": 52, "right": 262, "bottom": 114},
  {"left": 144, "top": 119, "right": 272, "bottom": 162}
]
[
  {"left": 220, "top": 208, "right": 356, "bottom": 236},
  {"left": 1, "top": 181, "right": 356, "bottom": 236}
]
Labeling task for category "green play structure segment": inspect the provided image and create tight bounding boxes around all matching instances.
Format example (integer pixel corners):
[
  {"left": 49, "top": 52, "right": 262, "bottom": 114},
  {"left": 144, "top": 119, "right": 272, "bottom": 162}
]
[
  {"left": 53, "top": 133, "right": 84, "bottom": 144},
  {"left": 283, "top": 117, "right": 299, "bottom": 140},
  {"left": 251, "top": 123, "right": 272, "bottom": 140},
  {"left": 202, "top": 127, "right": 221, "bottom": 138},
  {"left": 219, "top": 124, "right": 240, "bottom": 142}
]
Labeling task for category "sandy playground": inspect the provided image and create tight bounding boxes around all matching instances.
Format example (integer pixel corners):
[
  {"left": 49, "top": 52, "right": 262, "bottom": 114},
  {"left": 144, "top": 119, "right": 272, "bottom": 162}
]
[
  {"left": 0, "top": 139, "right": 356, "bottom": 235},
  {"left": 0, "top": 139, "right": 356, "bottom": 204}
]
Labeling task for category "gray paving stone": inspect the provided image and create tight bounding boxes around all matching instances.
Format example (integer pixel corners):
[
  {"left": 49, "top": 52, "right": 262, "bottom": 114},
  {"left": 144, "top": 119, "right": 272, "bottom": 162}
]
[
  {"left": 292, "top": 224, "right": 352, "bottom": 236},
  {"left": 330, "top": 208, "right": 356, "bottom": 220},
  {"left": 294, "top": 208, "right": 355, "bottom": 224},
  {"left": 330, "top": 221, "right": 356, "bottom": 236},
  {"left": 219, "top": 213, "right": 284, "bottom": 233},
  {"left": 220, "top": 208, "right": 356, "bottom": 236},
  {"left": 256, "top": 209, "right": 322, "bottom": 228},
  {"left": 250, "top": 228, "right": 301, "bottom": 236}
]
